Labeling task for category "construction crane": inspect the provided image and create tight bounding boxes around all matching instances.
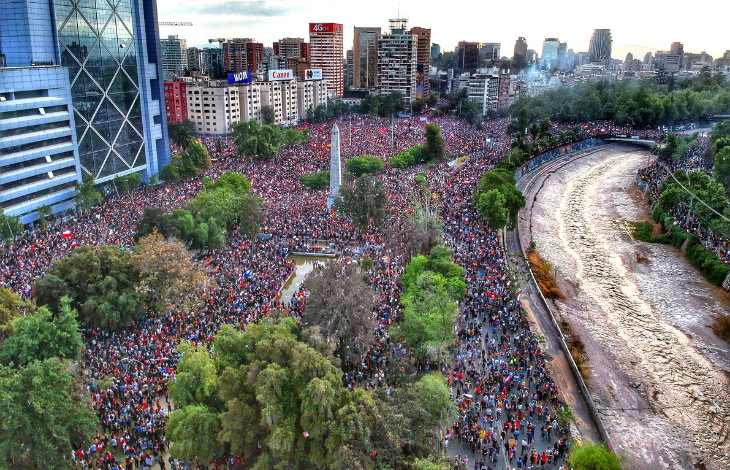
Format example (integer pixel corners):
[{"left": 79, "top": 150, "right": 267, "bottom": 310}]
[{"left": 159, "top": 21, "right": 193, "bottom": 26}]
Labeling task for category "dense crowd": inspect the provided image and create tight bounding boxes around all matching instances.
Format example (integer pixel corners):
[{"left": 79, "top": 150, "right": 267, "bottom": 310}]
[
  {"left": 636, "top": 136, "right": 730, "bottom": 265},
  {"left": 0, "top": 109, "right": 650, "bottom": 470}
]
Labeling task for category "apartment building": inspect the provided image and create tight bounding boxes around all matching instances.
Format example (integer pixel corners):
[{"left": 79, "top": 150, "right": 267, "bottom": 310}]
[{"left": 186, "top": 83, "right": 241, "bottom": 136}]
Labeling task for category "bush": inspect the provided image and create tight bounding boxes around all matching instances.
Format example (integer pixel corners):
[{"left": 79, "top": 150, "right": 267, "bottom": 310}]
[
  {"left": 391, "top": 145, "right": 427, "bottom": 168},
  {"left": 299, "top": 171, "right": 330, "bottom": 190},
  {"left": 711, "top": 314, "right": 730, "bottom": 344}
]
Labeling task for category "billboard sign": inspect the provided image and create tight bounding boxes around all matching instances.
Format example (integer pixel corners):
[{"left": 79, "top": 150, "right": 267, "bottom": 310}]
[
  {"left": 268, "top": 69, "right": 294, "bottom": 81},
  {"left": 227, "top": 72, "right": 253, "bottom": 84},
  {"left": 309, "top": 23, "right": 343, "bottom": 34},
  {"left": 305, "top": 69, "right": 323, "bottom": 80}
]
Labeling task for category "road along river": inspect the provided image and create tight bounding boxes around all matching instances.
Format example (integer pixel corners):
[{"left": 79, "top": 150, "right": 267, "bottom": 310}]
[{"left": 517, "top": 144, "right": 730, "bottom": 470}]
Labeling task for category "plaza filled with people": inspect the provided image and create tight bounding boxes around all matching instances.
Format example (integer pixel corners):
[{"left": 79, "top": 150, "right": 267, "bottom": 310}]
[{"left": 0, "top": 108, "right": 660, "bottom": 469}]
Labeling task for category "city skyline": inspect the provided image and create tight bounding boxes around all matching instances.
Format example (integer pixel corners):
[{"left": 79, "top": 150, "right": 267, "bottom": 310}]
[{"left": 157, "top": 0, "right": 727, "bottom": 60}]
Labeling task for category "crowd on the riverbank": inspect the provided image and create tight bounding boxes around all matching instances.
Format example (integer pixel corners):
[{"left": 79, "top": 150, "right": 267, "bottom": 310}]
[
  {"left": 636, "top": 136, "right": 730, "bottom": 266},
  {"left": 0, "top": 109, "right": 655, "bottom": 470}
]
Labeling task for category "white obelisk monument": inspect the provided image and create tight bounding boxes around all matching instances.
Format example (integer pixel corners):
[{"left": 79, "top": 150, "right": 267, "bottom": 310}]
[{"left": 327, "top": 124, "right": 341, "bottom": 210}]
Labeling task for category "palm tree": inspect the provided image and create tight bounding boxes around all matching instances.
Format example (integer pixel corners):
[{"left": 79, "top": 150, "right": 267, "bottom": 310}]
[{"left": 171, "top": 124, "right": 193, "bottom": 152}]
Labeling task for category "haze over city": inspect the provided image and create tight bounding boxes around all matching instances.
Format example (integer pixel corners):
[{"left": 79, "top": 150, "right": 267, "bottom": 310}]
[{"left": 158, "top": 0, "right": 727, "bottom": 58}]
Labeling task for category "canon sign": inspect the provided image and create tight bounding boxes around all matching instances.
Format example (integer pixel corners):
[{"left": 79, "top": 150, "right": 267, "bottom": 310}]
[
  {"left": 308, "top": 23, "right": 343, "bottom": 34},
  {"left": 268, "top": 69, "right": 294, "bottom": 81}
]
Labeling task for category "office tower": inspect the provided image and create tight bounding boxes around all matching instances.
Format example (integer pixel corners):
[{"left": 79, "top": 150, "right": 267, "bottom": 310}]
[
  {"left": 345, "top": 49, "right": 355, "bottom": 86},
  {"left": 378, "top": 19, "right": 417, "bottom": 113},
  {"left": 353, "top": 27, "right": 381, "bottom": 89},
  {"left": 274, "top": 38, "right": 305, "bottom": 61},
  {"left": 526, "top": 49, "right": 537, "bottom": 64},
  {"left": 670, "top": 41, "right": 684, "bottom": 69},
  {"left": 246, "top": 43, "right": 264, "bottom": 74},
  {"left": 0, "top": 0, "right": 169, "bottom": 222},
  {"left": 161, "top": 35, "right": 187, "bottom": 80},
  {"left": 589, "top": 29, "right": 612, "bottom": 63},
  {"left": 431, "top": 44, "right": 440, "bottom": 59},
  {"left": 201, "top": 48, "right": 224, "bottom": 79},
  {"left": 289, "top": 57, "right": 311, "bottom": 79},
  {"left": 300, "top": 42, "right": 311, "bottom": 62},
  {"left": 513, "top": 37, "right": 528, "bottom": 67},
  {"left": 410, "top": 27, "right": 431, "bottom": 102},
  {"left": 481, "top": 43, "right": 501, "bottom": 62},
  {"left": 541, "top": 38, "right": 559, "bottom": 68},
  {"left": 187, "top": 47, "right": 202, "bottom": 71},
  {"left": 222, "top": 39, "right": 253, "bottom": 73},
  {"left": 309, "top": 23, "right": 344, "bottom": 96},
  {"left": 457, "top": 41, "right": 479, "bottom": 69}
]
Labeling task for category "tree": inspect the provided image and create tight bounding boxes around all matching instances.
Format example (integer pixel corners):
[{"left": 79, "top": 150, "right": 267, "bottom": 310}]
[
  {"left": 171, "top": 120, "right": 195, "bottom": 151},
  {"left": 33, "top": 245, "right": 145, "bottom": 330},
  {"left": 283, "top": 127, "right": 309, "bottom": 146},
  {"left": 713, "top": 146, "right": 730, "bottom": 191},
  {"left": 114, "top": 172, "right": 143, "bottom": 198},
  {"left": 333, "top": 174, "right": 388, "bottom": 232},
  {"left": 304, "top": 263, "right": 376, "bottom": 356},
  {"left": 187, "top": 140, "right": 212, "bottom": 174},
  {"left": 132, "top": 232, "right": 205, "bottom": 306},
  {"left": 475, "top": 188, "right": 508, "bottom": 230},
  {"left": 426, "top": 92, "right": 439, "bottom": 106},
  {"left": 400, "top": 270, "right": 456, "bottom": 358},
  {"left": 345, "top": 156, "right": 385, "bottom": 177},
  {"left": 0, "top": 208, "right": 24, "bottom": 243},
  {"left": 0, "top": 298, "right": 81, "bottom": 367},
  {"left": 74, "top": 174, "right": 102, "bottom": 211},
  {"left": 261, "top": 105, "right": 275, "bottom": 125},
  {"left": 232, "top": 120, "right": 282, "bottom": 159},
  {"left": 36, "top": 205, "right": 53, "bottom": 233},
  {"left": 167, "top": 404, "right": 223, "bottom": 463},
  {"left": 568, "top": 442, "right": 622, "bottom": 470},
  {"left": 0, "top": 287, "right": 35, "bottom": 338},
  {"left": 0, "top": 358, "right": 96, "bottom": 469},
  {"left": 424, "top": 124, "right": 445, "bottom": 162}
]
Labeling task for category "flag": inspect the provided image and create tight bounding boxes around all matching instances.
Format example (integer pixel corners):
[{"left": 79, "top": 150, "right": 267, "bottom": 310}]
[
  {"left": 303, "top": 431, "right": 309, "bottom": 438},
  {"left": 243, "top": 269, "right": 251, "bottom": 278},
  {"left": 420, "top": 116, "right": 427, "bottom": 122},
  {"left": 61, "top": 231, "right": 72, "bottom": 238}
]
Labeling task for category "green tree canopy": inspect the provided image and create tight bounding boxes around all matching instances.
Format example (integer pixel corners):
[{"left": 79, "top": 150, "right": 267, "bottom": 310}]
[
  {"left": 33, "top": 245, "right": 145, "bottom": 330},
  {"left": 0, "top": 358, "right": 96, "bottom": 469},
  {"left": 73, "top": 174, "right": 102, "bottom": 210},
  {"left": 300, "top": 171, "right": 330, "bottom": 190},
  {"left": 232, "top": 120, "right": 282, "bottom": 159},
  {"left": 0, "top": 298, "right": 82, "bottom": 367},
  {"left": 345, "top": 156, "right": 385, "bottom": 177},
  {"left": 424, "top": 124, "right": 445, "bottom": 162},
  {"left": 0, "top": 287, "right": 35, "bottom": 337},
  {"left": 568, "top": 442, "right": 623, "bottom": 470}
]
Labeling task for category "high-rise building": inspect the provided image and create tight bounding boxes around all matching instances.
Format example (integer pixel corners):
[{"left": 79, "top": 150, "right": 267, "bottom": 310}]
[
  {"left": 410, "top": 27, "right": 431, "bottom": 103},
  {"left": 274, "top": 38, "right": 305, "bottom": 61},
  {"left": 378, "top": 19, "right": 417, "bottom": 113},
  {"left": 222, "top": 39, "right": 253, "bottom": 73},
  {"left": 1, "top": 0, "right": 169, "bottom": 222},
  {"left": 353, "top": 27, "right": 380, "bottom": 89},
  {"left": 297, "top": 79, "right": 329, "bottom": 117},
  {"left": 300, "top": 43, "right": 311, "bottom": 63},
  {"left": 246, "top": 43, "right": 264, "bottom": 74},
  {"left": 201, "top": 48, "right": 225, "bottom": 79},
  {"left": 164, "top": 82, "right": 188, "bottom": 124},
  {"left": 261, "top": 79, "right": 298, "bottom": 125},
  {"left": 457, "top": 41, "right": 479, "bottom": 69},
  {"left": 309, "top": 23, "right": 344, "bottom": 96},
  {"left": 513, "top": 37, "right": 528, "bottom": 67},
  {"left": 185, "top": 82, "right": 241, "bottom": 136},
  {"left": 541, "top": 38, "right": 559, "bottom": 68},
  {"left": 467, "top": 73, "right": 499, "bottom": 115},
  {"left": 261, "top": 47, "right": 287, "bottom": 74},
  {"left": 161, "top": 35, "right": 187, "bottom": 80},
  {"left": 345, "top": 50, "right": 355, "bottom": 86},
  {"left": 481, "top": 43, "right": 501, "bottom": 62},
  {"left": 589, "top": 29, "right": 612, "bottom": 63},
  {"left": 669, "top": 41, "right": 684, "bottom": 70},
  {"left": 187, "top": 47, "right": 202, "bottom": 71},
  {"left": 288, "top": 57, "right": 311, "bottom": 80},
  {"left": 526, "top": 49, "right": 537, "bottom": 64},
  {"left": 431, "top": 44, "right": 440, "bottom": 59}
]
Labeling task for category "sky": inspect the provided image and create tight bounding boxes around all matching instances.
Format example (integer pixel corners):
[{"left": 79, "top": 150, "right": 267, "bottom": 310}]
[{"left": 156, "top": 0, "right": 728, "bottom": 60}]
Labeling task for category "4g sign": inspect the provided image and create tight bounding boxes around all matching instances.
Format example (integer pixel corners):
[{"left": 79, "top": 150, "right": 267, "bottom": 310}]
[{"left": 309, "top": 23, "right": 343, "bottom": 34}]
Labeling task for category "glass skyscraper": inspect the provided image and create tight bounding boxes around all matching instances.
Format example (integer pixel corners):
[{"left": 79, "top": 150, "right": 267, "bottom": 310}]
[{"left": 53, "top": 0, "right": 169, "bottom": 180}]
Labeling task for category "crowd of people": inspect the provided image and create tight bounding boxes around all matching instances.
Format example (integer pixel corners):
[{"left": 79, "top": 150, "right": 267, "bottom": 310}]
[
  {"left": 636, "top": 136, "right": 730, "bottom": 270},
  {"left": 0, "top": 107, "right": 656, "bottom": 470}
]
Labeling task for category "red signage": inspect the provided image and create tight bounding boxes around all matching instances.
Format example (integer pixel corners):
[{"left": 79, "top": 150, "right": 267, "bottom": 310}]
[{"left": 309, "top": 23, "right": 343, "bottom": 34}]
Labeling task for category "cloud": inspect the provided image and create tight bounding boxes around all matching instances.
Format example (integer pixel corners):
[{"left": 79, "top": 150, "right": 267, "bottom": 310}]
[{"left": 192, "top": 0, "right": 297, "bottom": 17}]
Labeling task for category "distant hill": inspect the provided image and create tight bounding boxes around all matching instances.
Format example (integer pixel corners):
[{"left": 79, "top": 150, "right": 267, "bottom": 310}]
[{"left": 613, "top": 45, "right": 660, "bottom": 61}]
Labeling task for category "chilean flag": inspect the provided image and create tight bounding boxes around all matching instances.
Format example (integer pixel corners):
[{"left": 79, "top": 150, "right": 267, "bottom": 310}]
[{"left": 62, "top": 231, "right": 72, "bottom": 238}]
